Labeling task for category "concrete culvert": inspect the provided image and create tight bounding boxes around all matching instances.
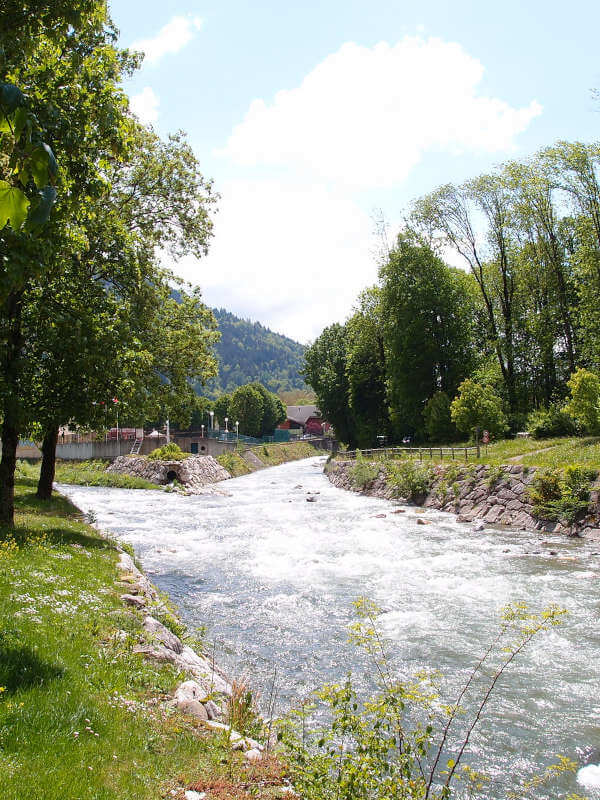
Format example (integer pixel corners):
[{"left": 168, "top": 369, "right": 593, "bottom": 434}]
[{"left": 166, "top": 470, "right": 178, "bottom": 483}]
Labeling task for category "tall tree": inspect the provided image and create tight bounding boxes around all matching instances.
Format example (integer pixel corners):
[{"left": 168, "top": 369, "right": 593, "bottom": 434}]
[
  {"left": 1, "top": 1, "right": 136, "bottom": 524},
  {"left": 379, "top": 234, "right": 476, "bottom": 439},
  {"left": 303, "top": 323, "right": 357, "bottom": 448},
  {"left": 345, "top": 288, "right": 390, "bottom": 448}
]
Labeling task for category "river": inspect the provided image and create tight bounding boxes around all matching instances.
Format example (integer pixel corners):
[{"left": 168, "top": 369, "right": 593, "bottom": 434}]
[{"left": 59, "top": 456, "right": 600, "bottom": 798}]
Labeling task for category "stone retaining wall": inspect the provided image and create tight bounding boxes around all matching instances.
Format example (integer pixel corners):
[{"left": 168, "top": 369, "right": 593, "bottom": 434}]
[
  {"left": 327, "top": 460, "right": 600, "bottom": 537},
  {"left": 107, "top": 454, "right": 231, "bottom": 492}
]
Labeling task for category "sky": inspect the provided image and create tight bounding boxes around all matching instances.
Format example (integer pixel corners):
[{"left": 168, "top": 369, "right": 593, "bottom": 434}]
[{"left": 112, "top": 0, "right": 600, "bottom": 343}]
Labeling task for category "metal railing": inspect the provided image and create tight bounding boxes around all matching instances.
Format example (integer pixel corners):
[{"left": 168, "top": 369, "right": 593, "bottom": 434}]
[{"left": 336, "top": 445, "right": 481, "bottom": 462}]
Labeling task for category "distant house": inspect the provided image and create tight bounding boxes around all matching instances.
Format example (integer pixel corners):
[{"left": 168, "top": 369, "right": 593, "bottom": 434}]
[{"left": 279, "top": 405, "right": 330, "bottom": 435}]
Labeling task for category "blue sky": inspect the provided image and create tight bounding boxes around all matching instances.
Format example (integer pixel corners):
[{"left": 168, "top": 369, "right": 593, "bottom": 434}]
[{"left": 112, "top": 0, "right": 600, "bottom": 342}]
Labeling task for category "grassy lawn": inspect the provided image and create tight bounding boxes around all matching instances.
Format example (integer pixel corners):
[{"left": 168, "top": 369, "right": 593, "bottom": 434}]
[
  {"left": 519, "top": 436, "right": 600, "bottom": 470},
  {"left": 0, "top": 480, "right": 287, "bottom": 799},
  {"left": 17, "top": 459, "right": 161, "bottom": 490}
]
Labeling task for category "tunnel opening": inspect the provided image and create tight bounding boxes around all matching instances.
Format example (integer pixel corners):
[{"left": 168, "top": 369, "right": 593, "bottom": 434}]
[{"left": 166, "top": 470, "right": 178, "bottom": 483}]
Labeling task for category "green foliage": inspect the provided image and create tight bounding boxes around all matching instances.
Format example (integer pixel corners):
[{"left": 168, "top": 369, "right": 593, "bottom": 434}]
[
  {"left": 424, "top": 391, "right": 457, "bottom": 442},
  {"left": 345, "top": 288, "right": 390, "bottom": 448},
  {"left": 563, "top": 368, "right": 600, "bottom": 434},
  {"left": 228, "top": 384, "right": 264, "bottom": 438},
  {"left": 485, "top": 465, "right": 505, "bottom": 489},
  {"left": 385, "top": 460, "right": 435, "bottom": 501},
  {"left": 303, "top": 323, "right": 357, "bottom": 447},
  {"left": 278, "top": 597, "right": 568, "bottom": 800},
  {"left": 528, "top": 465, "right": 597, "bottom": 523},
  {"left": 527, "top": 404, "right": 577, "bottom": 439},
  {"left": 348, "top": 452, "right": 380, "bottom": 489},
  {"left": 451, "top": 379, "right": 508, "bottom": 438},
  {"left": 147, "top": 443, "right": 187, "bottom": 461},
  {"left": 380, "top": 235, "right": 477, "bottom": 439}
]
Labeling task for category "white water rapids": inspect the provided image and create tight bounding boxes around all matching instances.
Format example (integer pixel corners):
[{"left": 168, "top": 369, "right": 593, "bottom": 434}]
[{"left": 59, "top": 456, "right": 600, "bottom": 798}]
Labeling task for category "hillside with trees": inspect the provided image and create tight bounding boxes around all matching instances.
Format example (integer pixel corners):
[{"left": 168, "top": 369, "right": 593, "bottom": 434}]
[{"left": 195, "top": 307, "right": 307, "bottom": 398}]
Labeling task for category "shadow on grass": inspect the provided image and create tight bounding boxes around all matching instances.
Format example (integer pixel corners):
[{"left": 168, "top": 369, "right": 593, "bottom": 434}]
[
  {"left": 0, "top": 639, "right": 63, "bottom": 694},
  {"left": 8, "top": 522, "right": 118, "bottom": 552}
]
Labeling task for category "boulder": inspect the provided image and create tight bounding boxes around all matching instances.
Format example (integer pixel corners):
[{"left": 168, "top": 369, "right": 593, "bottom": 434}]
[
  {"left": 178, "top": 699, "right": 209, "bottom": 720},
  {"left": 121, "top": 593, "right": 146, "bottom": 609},
  {"left": 144, "top": 615, "right": 183, "bottom": 654}
]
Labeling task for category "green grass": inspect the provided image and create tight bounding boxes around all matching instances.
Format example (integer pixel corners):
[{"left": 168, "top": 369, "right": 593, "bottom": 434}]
[
  {"left": 355, "top": 438, "right": 587, "bottom": 469},
  {"left": 17, "top": 459, "right": 161, "bottom": 490},
  {"left": 0, "top": 481, "right": 286, "bottom": 799},
  {"left": 252, "top": 441, "right": 318, "bottom": 466},
  {"left": 519, "top": 436, "right": 600, "bottom": 470},
  {"left": 217, "top": 451, "right": 252, "bottom": 477}
]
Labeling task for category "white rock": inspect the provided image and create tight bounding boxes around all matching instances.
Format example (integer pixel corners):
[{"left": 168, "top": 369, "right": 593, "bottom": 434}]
[
  {"left": 244, "top": 748, "right": 262, "bottom": 761},
  {"left": 185, "top": 791, "right": 206, "bottom": 800},
  {"left": 577, "top": 763, "right": 600, "bottom": 787}
]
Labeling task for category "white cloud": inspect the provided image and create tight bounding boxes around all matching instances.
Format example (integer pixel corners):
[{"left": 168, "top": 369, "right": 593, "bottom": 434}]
[
  {"left": 131, "top": 15, "right": 203, "bottom": 66},
  {"left": 174, "top": 178, "right": 375, "bottom": 343},
  {"left": 218, "top": 37, "right": 542, "bottom": 189},
  {"left": 130, "top": 86, "right": 160, "bottom": 124}
]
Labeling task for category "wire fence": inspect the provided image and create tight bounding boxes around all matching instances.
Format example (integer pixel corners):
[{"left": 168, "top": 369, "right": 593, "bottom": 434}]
[{"left": 335, "top": 445, "right": 481, "bottom": 462}]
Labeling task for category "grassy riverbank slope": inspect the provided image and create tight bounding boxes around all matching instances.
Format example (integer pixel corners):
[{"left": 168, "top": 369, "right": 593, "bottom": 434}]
[
  {"left": 0, "top": 478, "right": 287, "bottom": 799},
  {"left": 217, "top": 440, "right": 321, "bottom": 478}
]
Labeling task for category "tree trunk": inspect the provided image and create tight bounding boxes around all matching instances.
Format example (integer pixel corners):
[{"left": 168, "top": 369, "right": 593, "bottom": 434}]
[
  {"left": 0, "top": 290, "right": 24, "bottom": 528},
  {"left": 37, "top": 425, "right": 59, "bottom": 500},
  {"left": 0, "top": 417, "right": 19, "bottom": 527}
]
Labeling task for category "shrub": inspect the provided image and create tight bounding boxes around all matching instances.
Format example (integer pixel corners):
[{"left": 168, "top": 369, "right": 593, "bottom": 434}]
[
  {"left": 528, "top": 465, "right": 597, "bottom": 523},
  {"left": 348, "top": 452, "right": 379, "bottom": 489},
  {"left": 527, "top": 405, "right": 577, "bottom": 439},
  {"left": 386, "top": 460, "right": 434, "bottom": 501},
  {"left": 147, "top": 442, "right": 187, "bottom": 461},
  {"left": 277, "top": 598, "right": 569, "bottom": 800},
  {"left": 563, "top": 368, "right": 600, "bottom": 434},
  {"left": 450, "top": 379, "right": 508, "bottom": 438}
]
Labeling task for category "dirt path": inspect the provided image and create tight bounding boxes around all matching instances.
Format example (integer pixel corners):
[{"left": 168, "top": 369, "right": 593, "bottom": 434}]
[{"left": 507, "top": 444, "right": 558, "bottom": 463}]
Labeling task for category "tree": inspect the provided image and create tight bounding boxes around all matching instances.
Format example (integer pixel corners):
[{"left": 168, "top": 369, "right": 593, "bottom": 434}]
[
  {"left": 1, "top": 1, "right": 136, "bottom": 524},
  {"left": 563, "top": 368, "right": 600, "bottom": 434},
  {"left": 250, "top": 382, "right": 286, "bottom": 436},
  {"left": 213, "top": 394, "right": 231, "bottom": 427},
  {"left": 345, "top": 289, "right": 390, "bottom": 448},
  {"left": 303, "top": 323, "right": 357, "bottom": 448},
  {"left": 228, "top": 385, "right": 264, "bottom": 438},
  {"left": 379, "top": 234, "right": 476, "bottom": 440},
  {"left": 423, "top": 392, "right": 456, "bottom": 442},
  {"left": 450, "top": 380, "right": 508, "bottom": 439}
]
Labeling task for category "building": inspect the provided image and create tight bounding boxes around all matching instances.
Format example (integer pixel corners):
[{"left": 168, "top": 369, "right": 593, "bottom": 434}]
[{"left": 279, "top": 405, "right": 329, "bottom": 435}]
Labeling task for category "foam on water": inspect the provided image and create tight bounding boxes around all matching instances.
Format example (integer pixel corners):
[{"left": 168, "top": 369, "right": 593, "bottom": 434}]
[{"left": 59, "top": 456, "right": 600, "bottom": 798}]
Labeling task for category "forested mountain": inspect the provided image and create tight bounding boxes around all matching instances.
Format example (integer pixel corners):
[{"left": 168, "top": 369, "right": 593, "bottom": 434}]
[{"left": 196, "top": 308, "right": 307, "bottom": 398}]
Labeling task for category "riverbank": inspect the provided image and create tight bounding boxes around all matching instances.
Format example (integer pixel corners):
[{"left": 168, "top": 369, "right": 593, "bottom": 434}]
[
  {"left": 0, "top": 476, "right": 291, "bottom": 800},
  {"left": 326, "top": 458, "right": 600, "bottom": 538}
]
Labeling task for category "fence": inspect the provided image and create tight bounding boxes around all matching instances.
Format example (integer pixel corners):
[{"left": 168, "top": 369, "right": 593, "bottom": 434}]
[{"left": 336, "top": 445, "right": 481, "bottom": 462}]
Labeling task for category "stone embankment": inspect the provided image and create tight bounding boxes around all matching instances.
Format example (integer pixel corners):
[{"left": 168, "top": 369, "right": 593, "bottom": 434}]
[
  {"left": 108, "top": 455, "right": 231, "bottom": 493},
  {"left": 327, "top": 460, "right": 600, "bottom": 537}
]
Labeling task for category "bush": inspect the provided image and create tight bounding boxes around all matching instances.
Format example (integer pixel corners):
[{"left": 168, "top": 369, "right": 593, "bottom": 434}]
[
  {"left": 528, "top": 465, "right": 597, "bottom": 523},
  {"left": 386, "top": 460, "right": 434, "bottom": 501},
  {"left": 563, "top": 368, "right": 600, "bottom": 434},
  {"left": 147, "top": 442, "right": 187, "bottom": 461},
  {"left": 348, "top": 452, "right": 380, "bottom": 489},
  {"left": 526, "top": 405, "right": 577, "bottom": 439}
]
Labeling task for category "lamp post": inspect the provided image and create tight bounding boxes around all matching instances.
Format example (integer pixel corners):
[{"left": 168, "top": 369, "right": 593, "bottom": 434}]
[
  {"left": 224, "top": 416, "right": 229, "bottom": 434},
  {"left": 209, "top": 410, "right": 214, "bottom": 431},
  {"left": 201, "top": 424, "right": 205, "bottom": 439},
  {"left": 235, "top": 420, "right": 239, "bottom": 441}
]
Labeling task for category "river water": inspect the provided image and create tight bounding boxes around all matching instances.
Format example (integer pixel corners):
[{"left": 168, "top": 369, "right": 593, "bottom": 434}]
[{"left": 59, "top": 457, "right": 600, "bottom": 798}]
